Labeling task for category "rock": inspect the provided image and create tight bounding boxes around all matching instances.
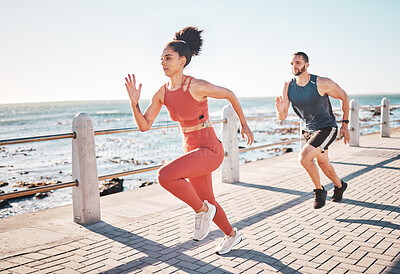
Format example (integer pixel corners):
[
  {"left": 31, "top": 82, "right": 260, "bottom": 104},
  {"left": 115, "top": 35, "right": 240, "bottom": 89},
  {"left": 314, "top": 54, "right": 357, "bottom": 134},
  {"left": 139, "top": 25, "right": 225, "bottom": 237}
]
[
  {"left": 139, "top": 181, "right": 155, "bottom": 188},
  {"left": 283, "top": 148, "right": 293, "bottom": 153},
  {"left": 0, "top": 199, "right": 11, "bottom": 209},
  {"left": 0, "top": 182, "right": 9, "bottom": 187},
  {"left": 35, "top": 192, "right": 49, "bottom": 199},
  {"left": 99, "top": 178, "right": 124, "bottom": 196},
  {"left": 0, "top": 190, "right": 12, "bottom": 209},
  {"left": 372, "top": 107, "right": 381, "bottom": 116}
]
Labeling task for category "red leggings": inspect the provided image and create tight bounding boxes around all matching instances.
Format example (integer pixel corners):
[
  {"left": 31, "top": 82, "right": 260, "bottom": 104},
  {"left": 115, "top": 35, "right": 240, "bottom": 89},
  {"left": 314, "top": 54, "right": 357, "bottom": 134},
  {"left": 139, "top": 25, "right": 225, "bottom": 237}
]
[{"left": 157, "top": 140, "right": 233, "bottom": 235}]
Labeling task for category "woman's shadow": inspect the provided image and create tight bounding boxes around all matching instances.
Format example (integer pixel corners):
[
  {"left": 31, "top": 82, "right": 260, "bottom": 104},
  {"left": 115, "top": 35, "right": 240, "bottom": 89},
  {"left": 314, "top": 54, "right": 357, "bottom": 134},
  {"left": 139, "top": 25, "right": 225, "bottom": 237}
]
[{"left": 86, "top": 221, "right": 300, "bottom": 273}]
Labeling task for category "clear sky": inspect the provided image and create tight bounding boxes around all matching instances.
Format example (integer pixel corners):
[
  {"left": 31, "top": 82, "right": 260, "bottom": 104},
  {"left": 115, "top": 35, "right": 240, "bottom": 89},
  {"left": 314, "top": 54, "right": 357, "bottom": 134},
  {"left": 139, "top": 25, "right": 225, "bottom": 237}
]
[{"left": 1, "top": 0, "right": 399, "bottom": 104}]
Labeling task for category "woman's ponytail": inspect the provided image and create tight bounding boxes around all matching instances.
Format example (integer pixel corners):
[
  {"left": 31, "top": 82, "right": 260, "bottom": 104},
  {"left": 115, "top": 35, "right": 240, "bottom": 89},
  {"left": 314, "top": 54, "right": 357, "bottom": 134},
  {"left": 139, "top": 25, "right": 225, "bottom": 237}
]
[{"left": 166, "top": 26, "right": 203, "bottom": 67}]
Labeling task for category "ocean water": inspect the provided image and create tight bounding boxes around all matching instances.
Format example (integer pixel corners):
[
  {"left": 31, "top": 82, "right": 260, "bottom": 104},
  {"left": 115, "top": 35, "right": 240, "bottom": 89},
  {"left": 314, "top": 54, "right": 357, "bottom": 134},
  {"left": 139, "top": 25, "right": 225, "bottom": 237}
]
[{"left": 1, "top": 95, "right": 399, "bottom": 218}]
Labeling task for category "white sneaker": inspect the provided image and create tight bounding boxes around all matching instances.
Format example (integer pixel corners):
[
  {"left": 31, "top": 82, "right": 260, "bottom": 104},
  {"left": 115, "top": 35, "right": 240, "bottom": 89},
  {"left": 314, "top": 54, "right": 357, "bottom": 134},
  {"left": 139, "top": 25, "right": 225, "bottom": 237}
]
[
  {"left": 215, "top": 227, "right": 242, "bottom": 255},
  {"left": 193, "top": 200, "right": 216, "bottom": 241}
]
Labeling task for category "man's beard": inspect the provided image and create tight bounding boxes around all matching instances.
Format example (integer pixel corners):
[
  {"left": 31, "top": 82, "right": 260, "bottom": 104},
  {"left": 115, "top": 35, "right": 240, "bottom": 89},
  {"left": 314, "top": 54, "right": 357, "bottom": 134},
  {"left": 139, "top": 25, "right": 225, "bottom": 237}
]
[{"left": 294, "top": 65, "right": 306, "bottom": 76}]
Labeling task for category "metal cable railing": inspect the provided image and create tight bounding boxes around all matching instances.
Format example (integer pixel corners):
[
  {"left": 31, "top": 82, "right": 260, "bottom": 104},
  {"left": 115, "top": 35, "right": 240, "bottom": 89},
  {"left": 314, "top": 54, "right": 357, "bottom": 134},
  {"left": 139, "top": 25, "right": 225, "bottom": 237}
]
[
  {"left": 0, "top": 133, "right": 76, "bottom": 146},
  {"left": 0, "top": 120, "right": 226, "bottom": 146},
  {"left": 360, "top": 122, "right": 384, "bottom": 129},
  {"left": 1, "top": 103, "right": 399, "bottom": 202},
  {"left": 0, "top": 165, "right": 165, "bottom": 201},
  {"left": 2, "top": 104, "right": 399, "bottom": 147},
  {"left": 98, "top": 165, "right": 163, "bottom": 181},
  {"left": 239, "top": 138, "right": 302, "bottom": 153},
  {"left": 0, "top": 180, "right": 78, "bottom": 200},
  {"left": 359, "top": 118, "right": 400, "bottom": 130}
]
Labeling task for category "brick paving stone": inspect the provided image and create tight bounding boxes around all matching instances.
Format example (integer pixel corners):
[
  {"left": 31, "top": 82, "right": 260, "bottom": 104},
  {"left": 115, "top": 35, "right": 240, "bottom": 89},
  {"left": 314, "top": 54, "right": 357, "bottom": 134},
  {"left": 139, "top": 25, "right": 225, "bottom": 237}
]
[
  {"left": 53, "top": 243, "right": 79, "bottom": 252},
  {"left": 85, "top": 242, "right": 112, "bottom": 253},
  {"left": 311, "top": 252, "right": 333, "bottom": 264},
  {"left": 78, "top": 261, "right": 106, "bottom": 273},
  {"left": 303, "top": 243, "right": 324, "bottom": 257},
  {"left": 20, "top": 253, "right": 49, "bottom": 261},
  {"left": 140, "top": 264, "right": 165, "bottom": 273},
  {"left": 40, "top": 264, "right": 66, "bottom": 273},
  {"left": 68, "top": 248, "right": 90, "bottom": 257},
  {"left": 82, "top": 256, "right": 106, "bottom": 268},
  {"left": 317, "top": 258, "right": 340, "bottom": 272},
  {"left": 34, "top": 258, "right": 71, "bottom": 271},
  {"left": 375, "top": 238, "right": 395, "bottom": 251},
  {"left": 234, "top": 259, "right": 260, "bottom": 272},
  {"left": 384, "top": 245, "right": 400, "bottom": 258},
  {"left": 36, "top": 248, "right": 67, "bottom": 257},
  {"left": 84, "top": 248, "right": 110, "bottom": 259},
  {"left": 356, "top": 254, "right": 377, "bottom": 268},
  {"left": 0, "top": 260, "right": 18, "bottom": 270},
  {"left": 6, "top": 256, "right": 34, "bottom": 265},
  {"left": 102, "top": 258, "right": 123, "bottom": 268},
  {"left": 25, "top": 260, "right": 48, "bottom": 269},
  {"left": 298, "top": 266, "right": 327, "bottom": 274},
  {"left": 338, "top": 242, "right": 359, "bottom": 254},
  {"left": 347, "top": 249, "right": 368, "bottom": 261},
  {"left": 215, "top": 258, "right": 240, "bottom": 268},
  {"left": 67, "top": 254, "right": 88, "bottom": 263},
  {"left": 193, "top": 264, "right": 220, "bottom": 273},
  {"left": 61, "top": 260, "right": 85, "bottom": 270},
  {"left": 76, "top": 238, "right": 97, "bottom": 246},
  {"left": 55, "top": 268, "right": 81, "bottom": 274},
  {"left": 4, "top": 265, "right": 36, "bottom": 274},
  {"left": 365, "top": 263, "right": 387, "bottom": 273},
  {"left": 334, "top": 262, "right": 366, "bottom": 273},
  {"left": 329, "top": 267, "right": 350, "bottom": 274},
  {"left": 1, "top": 131, "right": 400, "bottom": 273}
]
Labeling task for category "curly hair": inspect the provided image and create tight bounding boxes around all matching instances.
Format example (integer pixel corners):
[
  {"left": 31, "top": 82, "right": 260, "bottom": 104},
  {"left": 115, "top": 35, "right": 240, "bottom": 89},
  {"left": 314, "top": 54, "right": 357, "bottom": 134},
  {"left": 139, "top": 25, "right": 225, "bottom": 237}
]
[{"left": 166, "top": 26, "right": 203, "bottom": 67}]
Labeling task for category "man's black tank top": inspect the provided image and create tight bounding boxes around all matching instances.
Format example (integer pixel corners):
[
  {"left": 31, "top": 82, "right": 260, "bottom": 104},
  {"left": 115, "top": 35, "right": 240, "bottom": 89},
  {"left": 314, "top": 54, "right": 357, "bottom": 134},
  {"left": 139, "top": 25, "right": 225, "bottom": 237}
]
[{"left": 287, "top": 74, "right": 337, "bottom": 132}]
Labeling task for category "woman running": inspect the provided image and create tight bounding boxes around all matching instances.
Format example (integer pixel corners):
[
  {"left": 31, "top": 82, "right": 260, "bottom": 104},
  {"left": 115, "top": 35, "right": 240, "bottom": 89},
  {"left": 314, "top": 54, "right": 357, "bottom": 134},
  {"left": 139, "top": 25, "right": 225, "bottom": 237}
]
[{"left": 125, "top": 26, "right": 253, "bottom": 255}]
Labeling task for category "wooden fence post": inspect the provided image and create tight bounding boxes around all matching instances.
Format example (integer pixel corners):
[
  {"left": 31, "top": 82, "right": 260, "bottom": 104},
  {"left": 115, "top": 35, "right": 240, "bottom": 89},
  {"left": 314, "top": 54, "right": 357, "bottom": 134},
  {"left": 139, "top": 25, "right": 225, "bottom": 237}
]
[
  {"left": 72, "top": 113, "right": 100, "bottom": 225},
  {"left": 349, "top": 99, "right": 359, "bottom": 147},
  {"left": 221, "top": 105, "right": 239, "bottom": 183},
  {"left": 381, "top": 97, "right": 390, "bottom": 138}
]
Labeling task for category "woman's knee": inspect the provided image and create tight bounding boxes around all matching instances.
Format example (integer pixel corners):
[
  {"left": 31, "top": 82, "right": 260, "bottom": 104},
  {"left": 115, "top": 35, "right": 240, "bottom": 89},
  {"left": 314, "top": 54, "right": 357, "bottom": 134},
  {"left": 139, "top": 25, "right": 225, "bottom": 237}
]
[{"left": 157, "top": 167, "right": 174, "bottom": 188}]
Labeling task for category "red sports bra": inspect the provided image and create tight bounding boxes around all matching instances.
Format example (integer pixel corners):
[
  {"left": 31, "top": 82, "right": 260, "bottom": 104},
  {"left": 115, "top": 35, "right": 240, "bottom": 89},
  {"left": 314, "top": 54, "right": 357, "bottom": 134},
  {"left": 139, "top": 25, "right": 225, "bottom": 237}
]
[{"left": 163, "top": 76, "right": 209, "bottom": 128}]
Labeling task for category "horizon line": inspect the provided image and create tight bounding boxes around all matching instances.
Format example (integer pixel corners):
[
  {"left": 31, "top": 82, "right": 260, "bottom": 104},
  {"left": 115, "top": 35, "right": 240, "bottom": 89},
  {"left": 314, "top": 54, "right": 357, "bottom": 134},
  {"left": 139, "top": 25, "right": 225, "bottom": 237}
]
[{"left": 2, "top": 92, "right": 400, "bottom": 106}]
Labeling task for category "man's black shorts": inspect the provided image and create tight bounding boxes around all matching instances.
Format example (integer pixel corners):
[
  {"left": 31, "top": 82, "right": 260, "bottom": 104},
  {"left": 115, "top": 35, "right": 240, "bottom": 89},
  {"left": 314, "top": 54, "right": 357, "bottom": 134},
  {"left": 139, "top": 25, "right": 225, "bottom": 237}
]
[{"left": 302, "top": 127, "right": 338, "bottom": 152}]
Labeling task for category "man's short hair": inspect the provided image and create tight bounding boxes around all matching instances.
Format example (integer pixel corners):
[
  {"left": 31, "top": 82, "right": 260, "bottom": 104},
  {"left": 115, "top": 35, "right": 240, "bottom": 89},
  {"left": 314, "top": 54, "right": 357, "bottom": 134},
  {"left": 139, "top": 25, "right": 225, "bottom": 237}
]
[{"left": 293, "top": 52, "right": 309, "bottom": 63}]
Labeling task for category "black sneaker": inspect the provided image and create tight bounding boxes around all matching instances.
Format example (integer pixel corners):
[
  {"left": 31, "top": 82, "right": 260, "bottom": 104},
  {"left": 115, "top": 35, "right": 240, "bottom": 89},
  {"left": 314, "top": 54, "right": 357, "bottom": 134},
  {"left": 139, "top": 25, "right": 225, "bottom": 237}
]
[
  {"left": 331, "top": 181, "right": 347, "bottom": 202},
  {"left": 313, "top": 186, "right": 327, "bottom": 209}
]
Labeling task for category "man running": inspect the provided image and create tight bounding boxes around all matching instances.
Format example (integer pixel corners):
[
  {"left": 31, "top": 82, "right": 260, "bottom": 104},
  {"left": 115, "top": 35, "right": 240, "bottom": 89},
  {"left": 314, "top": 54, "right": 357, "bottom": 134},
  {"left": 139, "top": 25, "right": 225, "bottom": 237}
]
[{"left": 275, "top": 52, "right": 350, "bottom": 209}]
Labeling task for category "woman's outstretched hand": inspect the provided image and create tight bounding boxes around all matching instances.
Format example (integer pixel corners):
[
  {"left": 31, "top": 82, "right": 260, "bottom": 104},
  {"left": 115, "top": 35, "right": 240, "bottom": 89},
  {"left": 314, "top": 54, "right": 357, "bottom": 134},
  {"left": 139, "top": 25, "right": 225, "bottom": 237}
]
[
  {"left": 241, "top": 123, "right": 254, "bottom": 146},
  {"left": 125, "top": 74, "right": 142, "bottom": 106}
]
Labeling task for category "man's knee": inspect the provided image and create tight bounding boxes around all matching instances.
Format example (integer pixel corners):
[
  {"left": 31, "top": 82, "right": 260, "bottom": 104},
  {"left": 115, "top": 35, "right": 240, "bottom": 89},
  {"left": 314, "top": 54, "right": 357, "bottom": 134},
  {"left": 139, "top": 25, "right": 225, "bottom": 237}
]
[
  {"left": 299, "top": 153, "right": 312, "bottom": 168},
  {"left": 317, "top": 159, "right": 330, "bottom": 169}
]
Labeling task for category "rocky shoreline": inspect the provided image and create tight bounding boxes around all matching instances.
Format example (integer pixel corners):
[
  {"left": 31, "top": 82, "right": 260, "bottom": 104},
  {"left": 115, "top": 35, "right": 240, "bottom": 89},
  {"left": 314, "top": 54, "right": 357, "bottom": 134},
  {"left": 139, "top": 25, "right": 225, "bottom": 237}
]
[
  {"left": 0, "top": 139, "right": 296, "bottom": 213},
  {"left": 0, "top": 177, "right": 158, "bottom": 210},
  {"left": 1, "top": 105, "right": 398, "bottom": 217}
]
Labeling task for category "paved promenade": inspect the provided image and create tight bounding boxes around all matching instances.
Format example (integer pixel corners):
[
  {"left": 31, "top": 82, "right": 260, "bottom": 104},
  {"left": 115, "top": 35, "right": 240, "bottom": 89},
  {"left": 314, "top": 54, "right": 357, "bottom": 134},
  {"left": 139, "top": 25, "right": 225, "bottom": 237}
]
[{"left": 1, "top": 128, "right": 399, "bottom": 273}]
